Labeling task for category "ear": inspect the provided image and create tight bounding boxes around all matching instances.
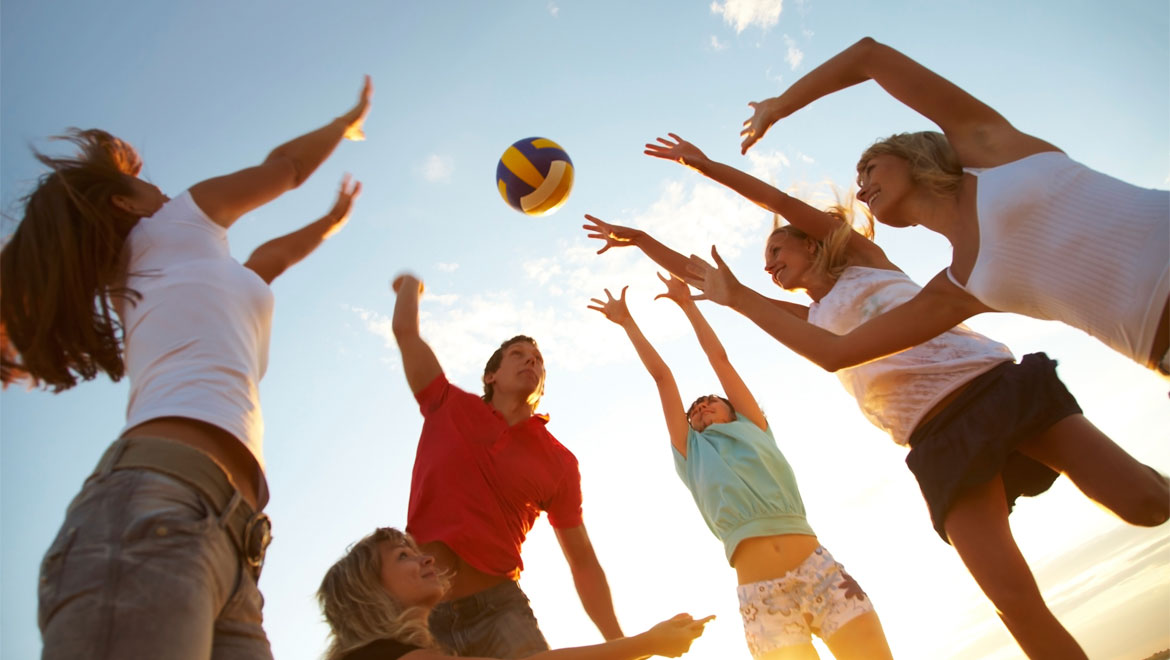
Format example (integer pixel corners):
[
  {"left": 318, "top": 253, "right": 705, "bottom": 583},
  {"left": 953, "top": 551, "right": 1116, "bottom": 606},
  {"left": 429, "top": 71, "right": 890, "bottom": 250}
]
[
  {"left": 483, "top": 371, "right": 496, "bottom": 386},
  {"left": 110, "top": 194, "right": 136, "bottom": 214}
]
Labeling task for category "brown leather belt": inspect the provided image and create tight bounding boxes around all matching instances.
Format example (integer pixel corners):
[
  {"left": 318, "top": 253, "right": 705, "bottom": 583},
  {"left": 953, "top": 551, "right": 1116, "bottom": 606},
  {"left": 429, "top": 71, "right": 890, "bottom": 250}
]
[{"left": 96, "top": 437, "right": 272, "bottom": 576}]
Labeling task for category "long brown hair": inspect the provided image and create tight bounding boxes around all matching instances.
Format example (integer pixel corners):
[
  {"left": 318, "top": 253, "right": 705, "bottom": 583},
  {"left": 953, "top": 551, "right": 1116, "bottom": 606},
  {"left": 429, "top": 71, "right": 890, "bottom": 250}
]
[
  {"left": 1, "top": 129, "right": 144, "bottom": 391},
  {"left": 317, "top": 528, "right": 445, "bottom": 658}
]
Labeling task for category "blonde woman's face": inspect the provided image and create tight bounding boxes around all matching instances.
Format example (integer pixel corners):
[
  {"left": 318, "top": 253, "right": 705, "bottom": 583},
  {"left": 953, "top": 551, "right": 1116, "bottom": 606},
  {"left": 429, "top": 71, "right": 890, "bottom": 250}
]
[
  {"left": 378, "top": 542, "right": 444, "bottom": 609},
  {"left": 764, "top": 232, "right": 816, "bottom": 291},
  {"left": 857, "top": 154, "right": 914, "bottom": 226}
]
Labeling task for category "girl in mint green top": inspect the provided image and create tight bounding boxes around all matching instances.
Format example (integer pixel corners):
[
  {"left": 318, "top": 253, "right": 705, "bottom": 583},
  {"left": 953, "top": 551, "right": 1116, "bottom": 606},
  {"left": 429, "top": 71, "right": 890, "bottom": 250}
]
[{"left": 589, "top": 274, "right": 891, "bottom": 659}]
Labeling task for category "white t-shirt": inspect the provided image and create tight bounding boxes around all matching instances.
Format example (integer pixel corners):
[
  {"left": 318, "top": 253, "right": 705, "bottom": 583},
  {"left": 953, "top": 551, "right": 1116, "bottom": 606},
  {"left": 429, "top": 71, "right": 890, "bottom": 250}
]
[
  {"left": 116, "top": 191, "right": 274, "bottom": 468},
  {"left": 808, "top": 266, "right": 1013, "bottom": 445}
]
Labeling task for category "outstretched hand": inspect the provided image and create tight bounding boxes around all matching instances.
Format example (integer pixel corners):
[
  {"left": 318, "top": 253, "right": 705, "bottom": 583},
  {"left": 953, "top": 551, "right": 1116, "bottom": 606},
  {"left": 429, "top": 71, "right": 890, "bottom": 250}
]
[
  {"left": 587, "top": 286, "right": 632, "bottom": 325},
  {"left": 391, "top": 272, "right": 423, "bottom": 296},
  {"left": 583, "top": 214, "right": 641, "bottom": 255},
  {"left": 321, "top": 174, "right": 362, "bottom": 239},
  {"left": 643, "top": 133, "right": 710, "bottom": 171},
  {"left": 740, "top": 96, "right": 787, "bottom": 154},
  {"left": 654, "top": 271, "right": 701, "bottom": 307},
  {"left": 687, "top": 246, "right": 742, "bottom": 308},
  {"left": 341, "top": 75, "right": 374, "bottom": 141},
  {"left": 643, "top": 613, "right": 715, "bottom": 657}
]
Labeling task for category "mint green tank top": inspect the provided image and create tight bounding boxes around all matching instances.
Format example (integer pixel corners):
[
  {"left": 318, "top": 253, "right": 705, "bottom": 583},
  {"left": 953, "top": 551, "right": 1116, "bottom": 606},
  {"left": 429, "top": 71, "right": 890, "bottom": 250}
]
[{"left": 672, "top": 414, "right": 815, "bottom": 565}]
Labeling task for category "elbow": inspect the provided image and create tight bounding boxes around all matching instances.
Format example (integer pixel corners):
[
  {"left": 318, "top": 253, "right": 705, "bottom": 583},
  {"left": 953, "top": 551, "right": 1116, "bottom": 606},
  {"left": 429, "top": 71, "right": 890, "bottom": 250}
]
[{"left": 262, "top": 153, "right": 304, "bottom": 189}]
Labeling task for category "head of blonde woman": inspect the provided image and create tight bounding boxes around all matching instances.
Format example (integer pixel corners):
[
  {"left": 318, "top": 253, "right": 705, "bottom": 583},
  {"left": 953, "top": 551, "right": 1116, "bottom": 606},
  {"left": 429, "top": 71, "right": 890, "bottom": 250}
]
[{"left": 317, "top": 528, "right": 450, "bottom": 659}]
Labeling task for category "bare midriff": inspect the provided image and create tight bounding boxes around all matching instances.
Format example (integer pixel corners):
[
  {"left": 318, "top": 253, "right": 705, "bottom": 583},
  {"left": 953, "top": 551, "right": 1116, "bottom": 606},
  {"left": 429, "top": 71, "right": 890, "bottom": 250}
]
[
  {"left": 420, "top": 540, "right": 512, "bottom": 601},
  {"left": 121, "top": 416, "right": 267, "bottom": 510},
  {"left": 731, "top": 533, "right": 822, "bottom": 586}
]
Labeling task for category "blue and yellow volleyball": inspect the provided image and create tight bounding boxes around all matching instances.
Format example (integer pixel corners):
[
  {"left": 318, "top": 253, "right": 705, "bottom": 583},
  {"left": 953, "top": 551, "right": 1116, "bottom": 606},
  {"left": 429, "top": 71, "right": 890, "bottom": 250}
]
[{"left": 496, "top": 137, "right": 574, "bottom": 216}]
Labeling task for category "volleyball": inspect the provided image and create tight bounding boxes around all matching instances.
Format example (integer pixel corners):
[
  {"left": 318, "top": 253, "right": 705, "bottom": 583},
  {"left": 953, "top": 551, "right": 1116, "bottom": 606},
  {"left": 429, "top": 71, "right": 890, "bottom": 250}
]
[{"left": 496, "top": 137, "right": 574, "bottom": 216}]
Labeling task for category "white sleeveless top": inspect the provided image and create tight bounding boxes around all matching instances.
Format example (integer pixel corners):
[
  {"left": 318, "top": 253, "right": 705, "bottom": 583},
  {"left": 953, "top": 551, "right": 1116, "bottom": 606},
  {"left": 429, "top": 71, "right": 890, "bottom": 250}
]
[
  {"left": 952, "top": 152, "right": 1169, "bottom": 365},
  {"left": 808, "top": 267, "right": 1013, "bottom": 445},
  {"left": 117, "top": 191, "right": 275, "bottom": 469}
]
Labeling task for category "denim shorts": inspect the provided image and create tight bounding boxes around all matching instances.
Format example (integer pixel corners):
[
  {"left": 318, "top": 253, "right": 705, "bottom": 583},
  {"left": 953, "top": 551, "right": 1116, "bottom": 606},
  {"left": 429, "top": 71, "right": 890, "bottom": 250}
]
[
  {"left": 38, "top": 438, "right": 273, "bottom": 660},
  {"left": 428, "top": 580, "right": 549, "bottom": 658},
  {"left": 906, "top": 353, "right": 1081, "bottom": 543},
  {"left": 736, "top": 546, "right": 875, "bottom": 656}
]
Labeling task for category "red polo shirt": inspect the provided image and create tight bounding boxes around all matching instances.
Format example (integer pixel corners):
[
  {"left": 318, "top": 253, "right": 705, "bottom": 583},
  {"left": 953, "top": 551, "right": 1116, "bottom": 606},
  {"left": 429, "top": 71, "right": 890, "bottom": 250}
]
[{"left": 406, "top": 373, "right": 583, "bottom": 578}]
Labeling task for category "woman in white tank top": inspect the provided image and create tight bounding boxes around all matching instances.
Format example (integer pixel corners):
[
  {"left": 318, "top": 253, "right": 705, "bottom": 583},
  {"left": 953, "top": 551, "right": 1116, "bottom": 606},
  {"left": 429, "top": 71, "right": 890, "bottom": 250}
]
[
  {"left": 0, "top": 78, "right": 371, "bottom": 659},
  {"left": 583, "top": 133, "right": 1169, "bottom": 659},
  {"left": 739, "top": 38, "right": 1169, "bottom": 375}
]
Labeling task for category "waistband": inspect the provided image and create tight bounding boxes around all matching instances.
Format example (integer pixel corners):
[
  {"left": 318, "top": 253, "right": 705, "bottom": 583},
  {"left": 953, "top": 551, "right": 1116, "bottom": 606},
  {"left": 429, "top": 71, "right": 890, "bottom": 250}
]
[
  {"left": 94, "top": 436, "right": 272, "bottom": 575},
  {"left": 434, "top": 579, "right": 527, "bottom": 618}
]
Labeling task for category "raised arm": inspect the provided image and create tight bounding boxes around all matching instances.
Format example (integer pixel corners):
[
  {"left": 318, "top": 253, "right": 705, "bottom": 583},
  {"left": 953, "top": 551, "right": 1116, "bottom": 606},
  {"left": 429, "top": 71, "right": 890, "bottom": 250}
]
[
  {"left": 243, "top": 176, "right": 360, "bottom": 284},
  {"left": 190, "top": 76, "right": 373, "bottom": 228},
  {"left": 554, "top": 524, "right": 623, "bottom": 641},
  {"left": 645, "top": 134, "right": 891, "bottom": 268},
  {"left": 740, "top": 38, "right": 1055, "bottom": 163},
  {"left": 656, "top": 273, "right": 766, "bottom": 431},
  {"left": 403, "top": 613, "right": 713, "bottom": 660},
  {"left": 583, "top": 214, "right": 811, "bottom": 319},
  {"left": 390, "top": 273, "right": 443, "bottom": 394},
  {"left": 690, "top": 247, "right": 991, "bottom": 371},
  {"left": 588, "top": 286, "right": 690, "bottom": 455}
]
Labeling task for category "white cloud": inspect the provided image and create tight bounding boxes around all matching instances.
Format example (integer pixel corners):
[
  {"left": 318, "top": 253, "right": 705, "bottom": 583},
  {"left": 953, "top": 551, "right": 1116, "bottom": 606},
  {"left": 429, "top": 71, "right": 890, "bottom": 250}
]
[
  {"left": 548, "top": 2, "right": 559, "bottom": 17},
  {"left": 435, "top": 262, "right": 459, "bottom": 273},
  {"left": 746, "top": 148, "right": 791, "bottom": 180},
  {"left": 710, "top": 0, "right": 783, "bottom": 33},
  {"left": 783, "top": 34, "right": 804, "bottom": 69},
  {"left": 420, "top": 154, "right": 453, "bottom": 183},
  {"left": 709, "top": 35, "right": 727, "bottom": 51}
]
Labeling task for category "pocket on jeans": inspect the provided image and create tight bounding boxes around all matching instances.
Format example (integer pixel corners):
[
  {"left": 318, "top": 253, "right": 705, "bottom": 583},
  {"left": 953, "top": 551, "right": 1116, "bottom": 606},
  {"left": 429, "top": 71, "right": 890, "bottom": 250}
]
[
  {"left": 37, "top": 525, "right": 78, "bottom": 630},
  {"left": 119, "top": 473, "right": 216, "bottom": 546}
]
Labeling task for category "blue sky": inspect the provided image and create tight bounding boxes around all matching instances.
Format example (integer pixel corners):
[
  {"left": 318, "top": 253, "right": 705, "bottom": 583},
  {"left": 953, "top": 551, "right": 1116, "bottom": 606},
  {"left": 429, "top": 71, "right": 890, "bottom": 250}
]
[{"left": 2, "top": 1, "right": 1168, "bottom": 658}]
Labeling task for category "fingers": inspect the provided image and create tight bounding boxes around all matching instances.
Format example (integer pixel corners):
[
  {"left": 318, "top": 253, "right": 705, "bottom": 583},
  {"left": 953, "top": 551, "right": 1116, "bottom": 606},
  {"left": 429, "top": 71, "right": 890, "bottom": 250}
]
[
  {"left": 710, "top": 245, "right": 727, "bottom": 267},
  {"left": 619, "top": 285, "right": 628, "bottom": 301},
  {"left": 656, "top": 271, "right": 669, "bottom": 285}
]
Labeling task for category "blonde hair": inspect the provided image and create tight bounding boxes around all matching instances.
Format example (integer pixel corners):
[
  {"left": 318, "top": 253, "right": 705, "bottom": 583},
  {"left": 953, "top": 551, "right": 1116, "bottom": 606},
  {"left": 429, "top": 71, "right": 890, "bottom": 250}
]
[
  {"left": 856, "top": 131, "right": 963, "bottom": 198},
  {"left": 317, "top": 528, "right": 448, "bottom": 659},
  {"left": 769, "top": 194, "right": 874, "bottom": 282}
]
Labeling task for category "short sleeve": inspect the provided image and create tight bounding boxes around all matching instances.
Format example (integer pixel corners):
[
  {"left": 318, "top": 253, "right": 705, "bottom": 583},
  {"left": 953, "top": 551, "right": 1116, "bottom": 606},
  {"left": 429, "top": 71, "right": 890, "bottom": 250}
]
[
  {"left": 544, "top": 452, "right": 584, "bottom": 529},
  {"left": 414, "top": 372, "right": 450, "bottom": 416}
]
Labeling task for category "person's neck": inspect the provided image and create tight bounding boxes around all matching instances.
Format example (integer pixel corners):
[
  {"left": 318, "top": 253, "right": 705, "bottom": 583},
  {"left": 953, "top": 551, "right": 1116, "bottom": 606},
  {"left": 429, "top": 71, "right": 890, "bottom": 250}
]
[
  {"left": 902, "top": 191, "right": 962, "bottom": 244},
  {"left": 489, "top": 391, "right": 537, "bottom": 426},
  {"left": 801, "top": 271, "right": 839, "bottom": 302}
]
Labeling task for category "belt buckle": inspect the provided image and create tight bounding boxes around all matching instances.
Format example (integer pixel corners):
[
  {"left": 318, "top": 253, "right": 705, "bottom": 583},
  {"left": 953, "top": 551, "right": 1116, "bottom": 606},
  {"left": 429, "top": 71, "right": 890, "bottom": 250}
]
[{"left": 243, "top": 512, "right": 272, "bottom": 570}]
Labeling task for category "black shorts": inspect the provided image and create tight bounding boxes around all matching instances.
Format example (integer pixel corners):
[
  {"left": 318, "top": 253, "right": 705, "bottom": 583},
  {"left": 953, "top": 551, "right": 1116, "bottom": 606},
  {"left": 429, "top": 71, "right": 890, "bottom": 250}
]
[{"left": 906, "top": 353, "right": 1082, "bottom": 544}]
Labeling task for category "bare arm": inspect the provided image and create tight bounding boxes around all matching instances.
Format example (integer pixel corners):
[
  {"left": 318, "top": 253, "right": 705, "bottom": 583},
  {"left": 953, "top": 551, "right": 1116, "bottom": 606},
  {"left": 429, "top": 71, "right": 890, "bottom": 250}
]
[
  {"left": 644, "top": 134, "right": 892, "bottom": 269},
  {"left": 243, "top": 176, "right": 360, "bottom": 284},
  {"left": 588, "top": 287, "right": 690, "bottom": 455},
  {"left": 690, "top": 248, "right": 990, "bottom": 371},
  {"left": 190, "top": 76, "right": 373, "bottom": 228},
  {"left": 399, "top": 613, "right": 713, "bottom": 660},
  {"left": 583, "top": 214, "right": 811, "bottom": 321},
  {"left": 390, "top": 273, "right": 443, "bottom": 394},
  {"left": 555, "top": 524, "right": 624, "bottom": 641},
  {"left": 656, "top": 274, "right": 766, "bottom": 431},
  {"left": 741, "top": 38, "right": 1055, "bottom": 164}
]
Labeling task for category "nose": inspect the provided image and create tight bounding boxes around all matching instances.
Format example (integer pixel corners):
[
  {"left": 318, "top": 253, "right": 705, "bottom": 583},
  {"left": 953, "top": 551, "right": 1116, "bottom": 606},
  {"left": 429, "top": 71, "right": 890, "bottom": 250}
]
[{"left": 421, "top": 554, "right": 434, "bottom": 567}]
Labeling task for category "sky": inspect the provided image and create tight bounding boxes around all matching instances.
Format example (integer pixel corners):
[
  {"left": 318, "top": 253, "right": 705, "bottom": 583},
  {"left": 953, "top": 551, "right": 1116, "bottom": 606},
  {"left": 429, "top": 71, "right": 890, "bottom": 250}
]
[{"left": 2, "top": 1, "right": 1168, "bottom": 659}]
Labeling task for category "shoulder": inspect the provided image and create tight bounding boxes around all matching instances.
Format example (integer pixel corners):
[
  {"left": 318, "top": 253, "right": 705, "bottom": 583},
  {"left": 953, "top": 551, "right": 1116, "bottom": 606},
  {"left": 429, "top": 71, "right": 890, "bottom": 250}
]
[{"left": 339, "top": 638, "right": 424, "bottom": 660}]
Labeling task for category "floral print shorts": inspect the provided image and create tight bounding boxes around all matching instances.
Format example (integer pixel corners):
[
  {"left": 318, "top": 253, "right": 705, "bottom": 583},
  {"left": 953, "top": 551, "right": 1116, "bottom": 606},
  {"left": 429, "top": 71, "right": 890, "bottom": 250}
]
[{"left": 736, "top": 545, "right": 874, "bottom": 656}]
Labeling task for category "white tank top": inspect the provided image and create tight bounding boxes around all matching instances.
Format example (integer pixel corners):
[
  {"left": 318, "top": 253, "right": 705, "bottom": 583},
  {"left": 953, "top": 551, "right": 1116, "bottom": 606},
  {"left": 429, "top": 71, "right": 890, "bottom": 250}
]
[
  {"left": 808, "top": 267, "right": 1013, "bottom": 445},
  {"left": 952, "top": 151, "right": 1169, "bottom": 365},
  {"left": 117, "top": 191, "right": 275, "bottom": 469}
]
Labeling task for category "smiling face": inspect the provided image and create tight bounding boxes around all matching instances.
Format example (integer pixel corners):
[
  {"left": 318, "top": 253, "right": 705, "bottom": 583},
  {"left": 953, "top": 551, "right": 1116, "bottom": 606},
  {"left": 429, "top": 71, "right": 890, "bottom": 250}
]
[
  {"left": 763, "top": 229, "right": 818, "bottom": 291},
  {"left": 377, "top": 541, "right": 444, "bottom": 609},
  {"left": 687, "top": 394, "right": 735, "bottom": 432},
  {"left": 856, "top": 153, "right": 915, "bottom": 227},
  {"left": 483, "top": 338, "right": 545, "bottom": 406}
]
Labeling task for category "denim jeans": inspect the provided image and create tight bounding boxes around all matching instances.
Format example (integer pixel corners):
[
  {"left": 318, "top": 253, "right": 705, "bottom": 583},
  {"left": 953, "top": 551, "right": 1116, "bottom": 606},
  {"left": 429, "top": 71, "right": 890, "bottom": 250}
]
[
  {"left": 428, "top": 580, "right": 549, "bottom": 658},
  {"left": 38, "top": 457, "right": 272, "bottom": 659}
]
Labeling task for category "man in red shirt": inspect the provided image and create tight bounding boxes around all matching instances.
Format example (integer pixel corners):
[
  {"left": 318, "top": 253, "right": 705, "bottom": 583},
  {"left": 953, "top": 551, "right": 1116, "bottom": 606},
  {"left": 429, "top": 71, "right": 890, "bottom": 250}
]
[{"left": 391, "top": 273, "right": 624, "bottom": 657}]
